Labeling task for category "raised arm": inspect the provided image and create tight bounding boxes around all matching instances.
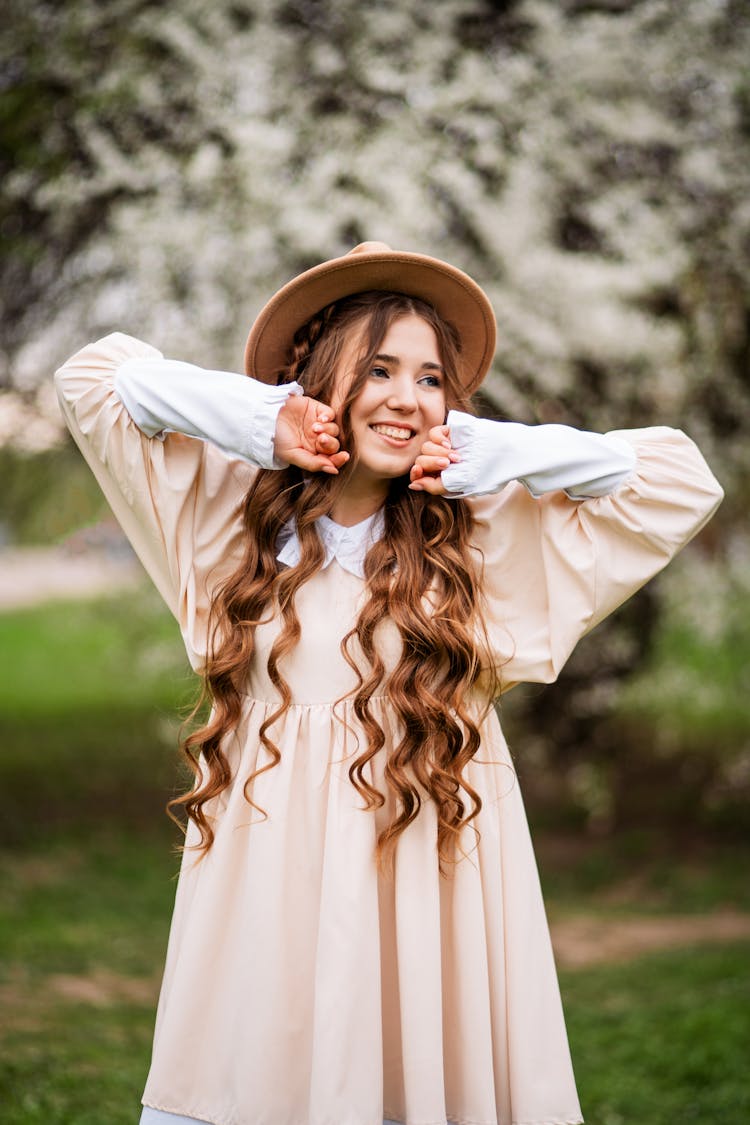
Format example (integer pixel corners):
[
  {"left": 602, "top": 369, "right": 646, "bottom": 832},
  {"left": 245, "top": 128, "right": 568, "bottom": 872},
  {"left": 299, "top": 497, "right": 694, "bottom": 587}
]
[
  {"left": 409, "top": 412, "right": 636, "bottom": 498},
  {"left": 459, "top": 423, "right": 724, "bottom": 691},
  {"left": 113, "top": 351, "right": 347, "bottom": 474},
  {"left": 54, "top": 332, "right": 341, "bottom": 663}
]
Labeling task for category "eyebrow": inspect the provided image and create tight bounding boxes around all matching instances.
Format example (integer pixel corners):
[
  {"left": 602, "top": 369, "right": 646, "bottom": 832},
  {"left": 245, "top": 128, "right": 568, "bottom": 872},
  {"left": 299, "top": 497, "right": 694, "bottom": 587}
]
[{"left": 375, "top": 353, "right": 445, "bottom": 373}]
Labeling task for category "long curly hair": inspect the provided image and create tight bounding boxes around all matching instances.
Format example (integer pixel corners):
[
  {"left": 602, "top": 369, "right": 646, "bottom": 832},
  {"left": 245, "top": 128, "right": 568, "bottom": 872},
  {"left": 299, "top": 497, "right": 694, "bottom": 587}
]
[{"left": 169, "top": 291, "right": 498, "bottom": 870}]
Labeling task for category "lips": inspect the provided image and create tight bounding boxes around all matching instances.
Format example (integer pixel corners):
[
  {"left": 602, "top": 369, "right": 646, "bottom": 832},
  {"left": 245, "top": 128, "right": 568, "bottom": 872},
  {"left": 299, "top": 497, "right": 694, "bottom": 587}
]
[{"left": 370, "top": 423, "right": 416, "bottom": 441}]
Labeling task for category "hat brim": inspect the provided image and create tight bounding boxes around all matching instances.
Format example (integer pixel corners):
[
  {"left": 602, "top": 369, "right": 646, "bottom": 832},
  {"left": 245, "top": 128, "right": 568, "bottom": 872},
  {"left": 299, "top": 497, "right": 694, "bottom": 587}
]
[{"left": 244, "top": 248, "right": 496, "bottom": 394}]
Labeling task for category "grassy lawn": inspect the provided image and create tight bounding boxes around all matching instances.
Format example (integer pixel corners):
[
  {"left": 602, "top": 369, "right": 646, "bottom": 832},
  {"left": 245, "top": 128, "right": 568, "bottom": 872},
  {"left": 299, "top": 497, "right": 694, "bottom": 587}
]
[
  {"left": 0, "top": 830, "right": 175, "bottom": 1125},
  {"left": 0, "top": 590, "right": 194, "bottom": 844},
  {"left": 1, "top": 588, "right": 748, "bottom": 1122},
  {"left": 536, "top": 830, "right": 750, "bottom": 917},
  {"left": 0, "top": 593, "right": 188, "bottom": 718},
  {"left": 0, "top": 589, "right": 188, "bottom": 1119},
  {"left": 565, "top": 942, "right": 750, "bottom": 1124}
]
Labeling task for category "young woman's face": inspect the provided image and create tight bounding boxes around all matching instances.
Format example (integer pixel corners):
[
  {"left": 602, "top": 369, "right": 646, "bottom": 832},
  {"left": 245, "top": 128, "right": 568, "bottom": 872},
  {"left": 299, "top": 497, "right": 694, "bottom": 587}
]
[{"left": 334, "top": 314, "right": 448, "bottom": 489}]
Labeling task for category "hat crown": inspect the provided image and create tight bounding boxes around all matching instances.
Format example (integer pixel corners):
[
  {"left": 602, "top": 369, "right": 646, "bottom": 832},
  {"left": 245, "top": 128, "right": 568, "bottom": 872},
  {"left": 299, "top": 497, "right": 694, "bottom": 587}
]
[
  {"left": 348, "top": 241, "right": 393, "bottom": 257},
  {"left": 245, "top": 241, "right": 497, "bottom": 392}
]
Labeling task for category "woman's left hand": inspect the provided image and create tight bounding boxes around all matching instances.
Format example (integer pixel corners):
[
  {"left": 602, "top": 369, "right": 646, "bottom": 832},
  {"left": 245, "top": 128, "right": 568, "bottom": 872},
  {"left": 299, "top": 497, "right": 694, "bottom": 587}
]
[{"left": 408, "top": 424, "right": 460, "bottom": 494}]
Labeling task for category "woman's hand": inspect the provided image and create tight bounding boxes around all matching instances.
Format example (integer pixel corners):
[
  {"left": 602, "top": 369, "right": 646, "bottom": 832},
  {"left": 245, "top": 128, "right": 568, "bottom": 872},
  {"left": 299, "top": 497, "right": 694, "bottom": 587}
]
[
  {"left": 408, "top": 424, "right": 460, "bottom": 494},
  {"left": 274, "top": 394, "right": 349, "bottom": 474}
]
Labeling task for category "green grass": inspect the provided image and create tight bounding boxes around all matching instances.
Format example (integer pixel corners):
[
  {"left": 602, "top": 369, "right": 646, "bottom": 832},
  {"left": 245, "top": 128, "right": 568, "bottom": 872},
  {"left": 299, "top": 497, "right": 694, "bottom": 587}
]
[
  {"left": 0, "top": 591, "right": 191, "bottom": 718},
  {"left": 0, "top": 833, "right": 178, "bottom": 980},
  {"left": 564, "top": 943, "right": 750, "bottom": 1124},
  {"left": 1, "top": 1001, "right": 155, "bottom": 1125},
  {"left": 0, "top": 828, "right": 176, "bottom": 1124},
  {"left": 536, "top": 831, "right": 750, "bottom": 917},
  {"left": 0, "top": 589, "right": 195, "bottom": 844},
  {"left": 0, "top": 589, "right": 189, "bottom": 1119}
]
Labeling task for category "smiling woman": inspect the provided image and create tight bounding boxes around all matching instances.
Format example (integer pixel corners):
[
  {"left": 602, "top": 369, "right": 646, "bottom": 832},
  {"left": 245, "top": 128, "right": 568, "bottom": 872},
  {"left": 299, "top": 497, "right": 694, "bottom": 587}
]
[
  {"left": 344, "top": 315, "right": 449, "bottom": 507},
  {"left": 54, "top": 241, "right": 723, "bottom": 1125}
]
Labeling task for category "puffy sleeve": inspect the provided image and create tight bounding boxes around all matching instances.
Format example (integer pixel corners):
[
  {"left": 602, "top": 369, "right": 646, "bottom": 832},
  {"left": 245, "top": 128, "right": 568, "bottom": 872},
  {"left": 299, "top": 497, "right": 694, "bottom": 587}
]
[
  {"left": 468, "top": 426, "right": 724, "bottom": 692},
  {"left": 54, "top": 333, "right": 267, "bottom": 668}
]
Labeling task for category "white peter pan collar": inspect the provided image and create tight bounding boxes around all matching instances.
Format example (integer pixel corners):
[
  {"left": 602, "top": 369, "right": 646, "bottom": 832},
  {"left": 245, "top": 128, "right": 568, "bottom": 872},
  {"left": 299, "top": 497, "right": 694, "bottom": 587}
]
[{"left": 276, "top": 510, "right": 385, "bottom": 579}]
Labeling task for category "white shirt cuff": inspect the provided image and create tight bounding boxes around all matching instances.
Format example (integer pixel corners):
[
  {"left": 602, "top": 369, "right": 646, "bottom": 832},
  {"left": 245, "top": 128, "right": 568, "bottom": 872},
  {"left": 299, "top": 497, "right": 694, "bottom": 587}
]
[
  {"left": 442, "top": 411, "right": 636, "bottom": 499},
  {"left": 113, "top": 356, "right": 302, "bottom": 469}
]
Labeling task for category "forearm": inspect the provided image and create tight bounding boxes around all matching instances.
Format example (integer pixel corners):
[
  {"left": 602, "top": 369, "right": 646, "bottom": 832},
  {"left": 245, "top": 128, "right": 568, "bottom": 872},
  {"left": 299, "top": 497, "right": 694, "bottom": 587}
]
[
  {"left": 442, "top": 411, "right": 636, "bottom": 499},
  {"left": 114, "top": 354, "right": 302, "bottom": 469}
]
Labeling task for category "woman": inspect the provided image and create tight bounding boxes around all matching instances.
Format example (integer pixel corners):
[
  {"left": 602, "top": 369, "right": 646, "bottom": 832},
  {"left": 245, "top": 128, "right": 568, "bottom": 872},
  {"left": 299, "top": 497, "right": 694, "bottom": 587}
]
[{"left": 55, "top": 242, "right": 723, "bottom": 1125}]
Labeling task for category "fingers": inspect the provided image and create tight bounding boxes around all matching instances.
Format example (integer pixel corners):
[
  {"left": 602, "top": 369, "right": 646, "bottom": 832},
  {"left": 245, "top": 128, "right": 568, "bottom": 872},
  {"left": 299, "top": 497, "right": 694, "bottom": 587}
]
[
  {"left": 314, "top": 404, "right": 336, "bottom": 425},
  {"left": 311, "top": 419, "right": 340, "bottom": 439},
  {"left": 316, "top": 451, "right": 350, "bottom": 474},
  {"left": 276, "top": 396, "right": 349, "bottom": 473},
  {"left": 311, "top": 412, "right": 341, "bottom": 459},
  {"left": 408, "top": 430, "right": 457, "bottom": 496},
  {"left": 291, "top": 450, "right": 348, "bottom": 475},
  {"left": 311, "top": 405, "right": 339, "bottom": 436},
  {"left": 408, "top": 442, "right": 459, "bottom": 480},
  {"left": 428, "top": 423, "right": 451, "bottom": 446},
  {"left": 408, "top": 474, "right": 447, "bottom": 495},
  {"left": 414, "top": 454, "right": 453, "bottom": 474},
  {"left": 314, "top": 431, "right": 341, "bottom": 455},
  {"left": 419, "top": 439, "right": 460, "bottom": 462},
  {"left": 317, "top": 450, "right": 350, "bottom": 472},
  {"left": 408, "top": 459, "right": 448, "bottom": 495}
]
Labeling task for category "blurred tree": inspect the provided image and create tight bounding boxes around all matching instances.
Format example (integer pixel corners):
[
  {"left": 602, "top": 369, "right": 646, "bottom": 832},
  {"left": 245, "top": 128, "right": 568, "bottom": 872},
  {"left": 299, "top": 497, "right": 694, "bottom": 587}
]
[
  {"left": 0, "top": 0, "right": 238, "bottom": 376},
  {"left": 4, "top": 0, "right": 748, "bottom": 495}
]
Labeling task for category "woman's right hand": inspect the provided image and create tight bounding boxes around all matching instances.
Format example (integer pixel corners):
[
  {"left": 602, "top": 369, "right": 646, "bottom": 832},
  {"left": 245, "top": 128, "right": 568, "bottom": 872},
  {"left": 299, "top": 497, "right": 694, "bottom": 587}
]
[{"left": 274, "top": 394, "right": 349, "bottom": 474}]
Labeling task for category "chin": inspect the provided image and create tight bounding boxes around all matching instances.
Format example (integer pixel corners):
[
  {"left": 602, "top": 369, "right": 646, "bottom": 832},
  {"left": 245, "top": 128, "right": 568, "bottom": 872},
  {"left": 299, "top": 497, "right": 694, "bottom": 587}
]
[{"left": 364, "top": 455, "right": 414, "bottom": 481}]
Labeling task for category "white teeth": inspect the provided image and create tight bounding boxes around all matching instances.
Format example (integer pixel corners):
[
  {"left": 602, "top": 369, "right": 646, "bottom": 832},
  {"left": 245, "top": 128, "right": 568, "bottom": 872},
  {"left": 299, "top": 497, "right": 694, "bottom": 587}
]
[{"left": 371, "top": 424, "right": 413, "bottom": 440}]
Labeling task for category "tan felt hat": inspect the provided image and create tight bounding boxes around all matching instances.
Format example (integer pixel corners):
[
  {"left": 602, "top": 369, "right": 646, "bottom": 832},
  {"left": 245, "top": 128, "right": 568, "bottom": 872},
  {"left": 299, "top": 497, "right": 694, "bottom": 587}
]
[{"left": 244, "top": 241, "right": 497, "bottom": 394}]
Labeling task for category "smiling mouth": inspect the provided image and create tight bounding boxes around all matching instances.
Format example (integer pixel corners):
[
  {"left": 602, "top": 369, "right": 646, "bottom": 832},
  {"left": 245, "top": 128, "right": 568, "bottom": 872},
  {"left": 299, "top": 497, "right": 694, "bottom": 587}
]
[{"left": 370, "top": 423, "right": 415, "bottom": 441}]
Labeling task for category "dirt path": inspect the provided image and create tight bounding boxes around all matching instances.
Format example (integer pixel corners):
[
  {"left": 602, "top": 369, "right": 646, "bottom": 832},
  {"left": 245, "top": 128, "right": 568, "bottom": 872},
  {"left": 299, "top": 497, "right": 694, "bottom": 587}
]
[
  {"left": 0, "top": 545, "right": 143, "bottom": 610},
  {"left": 550, "top": 909, "right": 750, "bottom": 968}
]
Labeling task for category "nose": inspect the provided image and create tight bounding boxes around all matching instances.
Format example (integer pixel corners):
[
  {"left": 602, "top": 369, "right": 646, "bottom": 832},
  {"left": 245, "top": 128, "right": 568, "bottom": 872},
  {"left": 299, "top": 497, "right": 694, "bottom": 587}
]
[{"left": 386, "top": 374, "right": 418, "bottom": 413}]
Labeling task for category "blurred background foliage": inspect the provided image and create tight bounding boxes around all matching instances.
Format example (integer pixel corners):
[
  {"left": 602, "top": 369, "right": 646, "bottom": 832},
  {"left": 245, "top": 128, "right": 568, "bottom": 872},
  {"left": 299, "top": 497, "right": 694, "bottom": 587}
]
[{"left": 1, "top": 0, "right": 749, "bottom": 835}]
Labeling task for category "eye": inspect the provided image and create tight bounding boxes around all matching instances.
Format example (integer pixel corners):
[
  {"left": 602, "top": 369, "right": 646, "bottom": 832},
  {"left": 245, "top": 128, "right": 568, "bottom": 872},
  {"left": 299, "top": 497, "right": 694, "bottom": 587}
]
[
  {"left": 369, "top": 365, "right": 390, "bottom": 379},
  {"left": 418, "top": 373, "right": 443, "bottom": 388}
]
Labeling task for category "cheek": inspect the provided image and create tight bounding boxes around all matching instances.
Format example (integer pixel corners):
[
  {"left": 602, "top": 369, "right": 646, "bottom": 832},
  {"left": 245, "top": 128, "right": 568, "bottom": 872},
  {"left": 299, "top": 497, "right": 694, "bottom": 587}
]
[
  {"left": 431, "top": 393, "right": 448, "bottom": 426},
  {"left": 348, "top": 384, "right": 378, "bottom": 426}
]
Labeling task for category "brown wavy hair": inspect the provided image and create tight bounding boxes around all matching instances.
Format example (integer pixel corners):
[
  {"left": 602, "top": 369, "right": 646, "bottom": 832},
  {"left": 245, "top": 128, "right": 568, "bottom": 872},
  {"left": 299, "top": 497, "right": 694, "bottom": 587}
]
[{"left": 169, "top": 291, "right": 498, "bottom": 870}]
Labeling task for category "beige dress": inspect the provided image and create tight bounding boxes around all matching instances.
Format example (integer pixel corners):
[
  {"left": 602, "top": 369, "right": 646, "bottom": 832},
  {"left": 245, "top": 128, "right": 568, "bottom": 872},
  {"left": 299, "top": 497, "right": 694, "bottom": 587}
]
[{"left": 55, "top": 334, "right": 723, "bottom": 1125}]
